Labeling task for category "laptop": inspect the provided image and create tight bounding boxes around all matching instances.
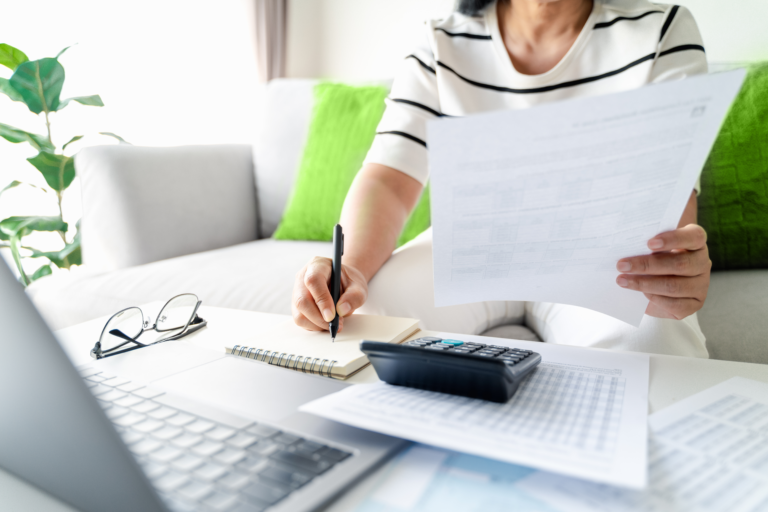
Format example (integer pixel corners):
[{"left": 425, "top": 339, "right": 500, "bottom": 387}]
[{"left": 0, "top": 259, "right": 404, "bottom": 512}]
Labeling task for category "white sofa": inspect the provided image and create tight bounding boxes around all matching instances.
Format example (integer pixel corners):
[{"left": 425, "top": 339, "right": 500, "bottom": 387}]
[{"left": 28, "top": 79, "right": 768, "bottom": 364}]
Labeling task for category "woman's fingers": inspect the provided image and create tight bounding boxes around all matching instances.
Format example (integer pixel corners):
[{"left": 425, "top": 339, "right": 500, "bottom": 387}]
[
  {"left": 336, "top": 266, "right": 368, "bottom": 317},
  {"left": 617, "top": 248, "right": 710, "bottom": 277},
  {"left": 616, "top": 273, "right": 708, "bottom": 298},
  {"left": 647, "top": 224, "right": 707, "bottom": 252},
  {"left": 303, "top": 257, "right": 336, "bottom": 322}
]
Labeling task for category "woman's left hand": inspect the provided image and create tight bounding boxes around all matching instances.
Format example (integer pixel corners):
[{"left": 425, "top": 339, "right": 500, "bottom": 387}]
[{"left": 616, "top": 224, "right": 711, "bottom": 320}]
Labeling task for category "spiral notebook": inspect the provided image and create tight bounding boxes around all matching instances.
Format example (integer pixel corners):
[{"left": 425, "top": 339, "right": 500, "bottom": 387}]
[{"left": 225, "top": 314, "right": 420, "bottom": 380}]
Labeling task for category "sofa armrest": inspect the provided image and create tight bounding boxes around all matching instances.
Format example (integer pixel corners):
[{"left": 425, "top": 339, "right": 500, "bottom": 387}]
[{"left": 76, "top": 144, "right": 258, "bottom": 273}]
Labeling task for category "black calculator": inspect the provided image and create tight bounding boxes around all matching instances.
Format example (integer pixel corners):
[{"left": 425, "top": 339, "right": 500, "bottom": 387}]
[{"left": 360, "top": 337, "right": 542, "bottom": 403}]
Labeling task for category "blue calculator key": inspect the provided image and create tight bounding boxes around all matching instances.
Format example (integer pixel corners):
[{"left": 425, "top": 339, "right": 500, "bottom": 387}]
[{"left": 440, "top": 340, "right": 464, "bottom": 346}]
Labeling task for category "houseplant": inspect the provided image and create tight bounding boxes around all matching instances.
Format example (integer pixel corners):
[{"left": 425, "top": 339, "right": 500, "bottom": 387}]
[{"left": 0, "top": 43, "right": 124, "bottom": 285}]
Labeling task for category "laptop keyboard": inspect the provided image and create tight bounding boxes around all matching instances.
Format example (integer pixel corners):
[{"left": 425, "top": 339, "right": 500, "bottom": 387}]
[{"left": 80, "top": 368, "right": 352, "bottom": 512}]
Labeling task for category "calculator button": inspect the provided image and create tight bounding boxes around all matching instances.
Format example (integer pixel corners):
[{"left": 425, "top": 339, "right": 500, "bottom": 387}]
[
  {"left": 453, "top": 349, "right": 472, "bottom": 354},
  {"left": 426, "top": 345, "right": 450, "bottom": 351},
  {"left": 489, "top": 345, "right": 508, "bottom": 350},
  {"left": 475, "top": 353, "right": 496, "bottom": 358},
  {"left": 440, "top": 340, "right": 464, "bottom": 347},
  {"left": 419, "top": 337, "right": 443, "bottom": 343}
]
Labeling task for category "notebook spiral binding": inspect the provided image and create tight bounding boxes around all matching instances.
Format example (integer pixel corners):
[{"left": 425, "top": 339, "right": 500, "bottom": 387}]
[{"left": 229, "top": 345, "right": 338, "bottom": 378}]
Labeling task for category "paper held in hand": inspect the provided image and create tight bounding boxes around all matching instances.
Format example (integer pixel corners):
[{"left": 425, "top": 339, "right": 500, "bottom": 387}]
[
  {"left": 224, "top": 314, "right": 420, "bottom": 379},
  {"left": 428, "top": 69, "right": 746, "bottom": 325}
]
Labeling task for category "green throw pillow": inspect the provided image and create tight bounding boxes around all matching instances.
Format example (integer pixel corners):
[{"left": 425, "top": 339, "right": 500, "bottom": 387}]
[
  {"left": 274, "top": 82, "right": 432, "bottom": 246},
  {"left": 699, "top": 63, "right": 768, "bottom": 270}
]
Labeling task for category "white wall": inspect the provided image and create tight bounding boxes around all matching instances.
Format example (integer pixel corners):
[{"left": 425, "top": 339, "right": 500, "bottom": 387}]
[
  {"left": 287, "top": 0, "right": 455, "bottom": 81},
  {"left": 287, "top": 0, "right": 768, "bottom": 80}
]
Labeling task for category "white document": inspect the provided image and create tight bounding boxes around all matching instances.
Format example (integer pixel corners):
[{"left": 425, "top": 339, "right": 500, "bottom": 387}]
[
  {"left": 428, "top": 70, "right": 746, "bottom": 325},
  {"left": 519, "top": 377, "right": 768, "bottom": 512},
  {"left": 300, "top": 333, "right": 649, "bottom": 488}
]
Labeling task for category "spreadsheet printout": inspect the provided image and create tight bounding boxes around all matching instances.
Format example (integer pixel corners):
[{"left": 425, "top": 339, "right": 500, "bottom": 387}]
[
  {"left": 519, "top": 377, "right": 768, "bottom": 512},
  {"left": 300, "top": 334, "right": 649, "bottom": 488},
  {"left": 427, "top": 70, "right": 745, "bottom": 325}
]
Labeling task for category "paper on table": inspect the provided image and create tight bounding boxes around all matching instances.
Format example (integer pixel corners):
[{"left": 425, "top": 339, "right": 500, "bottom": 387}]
[
  {"left": 300, "top": 332, "right": 650, "bottom": 488},
  {"left": 519, "top": 377, "right": 768, "bottom": 512},
  {"left": 428, "top": 70, "right": 746, "bottom": 325}
]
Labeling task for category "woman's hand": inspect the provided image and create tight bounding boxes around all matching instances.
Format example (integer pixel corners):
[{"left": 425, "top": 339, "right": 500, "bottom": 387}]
[
  {"left": 616, "top": 224, "right": 711, "bottom": 320},
  {"left": 292, "top": 257, "right": 368, "bottom": 332}
]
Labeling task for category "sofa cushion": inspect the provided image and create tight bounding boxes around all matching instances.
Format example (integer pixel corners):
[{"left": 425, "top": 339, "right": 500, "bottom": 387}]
[
  {"left": 274, "top": 82, "right": 388, "bottom": 241},
  {"left": 254, "top": 79, "right": 316, "bottom": 238},
  {"left": 27, "top": 239, "right": 331, "bottom": 331},
  {"left": 698, "top": 63, "right": 768, "bottom": 270}
]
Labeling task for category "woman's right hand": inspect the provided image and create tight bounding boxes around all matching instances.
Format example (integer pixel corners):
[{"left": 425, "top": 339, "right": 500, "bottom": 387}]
[{"left": 292, "top": 256, "right": 369, "bottom": 332}]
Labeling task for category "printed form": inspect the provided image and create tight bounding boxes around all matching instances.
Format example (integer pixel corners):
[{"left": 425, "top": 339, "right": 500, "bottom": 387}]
[
  {"left": 519, "top": 377, "right": 768, "bottom": 512},
  {"left": 427, "top": 70, "right": 745, "bottom": 325},
  {"left": 300, "top": 334, "right": 650, "bottom": 488}
]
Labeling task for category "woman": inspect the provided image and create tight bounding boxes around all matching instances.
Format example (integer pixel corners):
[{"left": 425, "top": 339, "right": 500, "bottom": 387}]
[{"left": 292, "top": 0, "right": 711, "bottom": 357}]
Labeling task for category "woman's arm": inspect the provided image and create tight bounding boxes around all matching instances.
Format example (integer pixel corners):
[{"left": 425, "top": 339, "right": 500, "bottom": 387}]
[{"left": 291, "top": 163, "right": 423, "bottom": 331}]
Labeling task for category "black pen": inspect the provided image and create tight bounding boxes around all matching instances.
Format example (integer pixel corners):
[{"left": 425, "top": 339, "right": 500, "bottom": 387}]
[{"left": 330, "top": 224, "right": 343, "bottom": 342}]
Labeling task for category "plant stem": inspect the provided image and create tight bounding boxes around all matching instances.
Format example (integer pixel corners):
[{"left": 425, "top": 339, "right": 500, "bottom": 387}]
[{"left": 44, "top": 110, "right": 53, "bottom": 148}]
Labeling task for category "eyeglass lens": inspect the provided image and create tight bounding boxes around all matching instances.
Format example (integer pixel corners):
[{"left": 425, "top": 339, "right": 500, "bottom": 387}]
[
  {"left": 99, "top": 307, "right": 144, "bottom": 352},
  {"left": 156, "top": 294, "right": 198, "bottom": 332}
]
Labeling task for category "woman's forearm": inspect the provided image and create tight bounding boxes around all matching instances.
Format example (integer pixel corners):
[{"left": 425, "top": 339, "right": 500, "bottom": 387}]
[{"left": 340, "top": 163, "right": 424, "bottom": 282}]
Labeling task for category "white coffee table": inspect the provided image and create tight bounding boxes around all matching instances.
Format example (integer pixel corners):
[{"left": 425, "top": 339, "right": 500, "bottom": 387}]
[{"left": 3, "top": 305, "right": 768, "bottom": 511}]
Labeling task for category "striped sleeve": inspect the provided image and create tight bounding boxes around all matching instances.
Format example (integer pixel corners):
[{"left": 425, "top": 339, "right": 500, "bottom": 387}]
[
  {"left": 649, "top": 5, "right": 708, "bottom": 194},
  {"left": 363, "top": 33, "right": 438, "bottom": 185},
  {"left": 649, "top": 5, "right": 707, "bottom": 83}
]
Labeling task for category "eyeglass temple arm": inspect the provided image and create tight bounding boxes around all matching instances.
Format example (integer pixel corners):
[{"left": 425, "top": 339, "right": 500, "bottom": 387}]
[{"left": 109, "top": 329, "right": 149, "bottom": 346}]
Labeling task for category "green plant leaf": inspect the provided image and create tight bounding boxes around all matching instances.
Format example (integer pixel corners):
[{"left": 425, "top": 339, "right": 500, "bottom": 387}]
[
  {"left": 27, "top": 152, "right": 75, "bottom": 191},
  {"left": 99, "top": 131, "right": 130, "bottom": 144},
  {"left": 0, "top": 216, "right": 68, "bottom": 237},
  {"left": 62, "top": 135, "right": 84, "bottom": 151},
  {"left": 0, "top": 122, "right": 54, "bottom": 152},
  {"left": 30, "top": 237, "right": 80, "bottom": 269},
  {"left": 55, "top": 46, "right": 72, "bottom": 59},
  {"left": 9, "top": 230, "right": 29, "bottom": 286},
  {"left": 0, "top": 77, "right": 24, "bottom": 102},
  {"left": 9, "top": 58, "right": 65, "bottom": 114},
  {"left": 57, "top": 94, "right": 103, "bottom": 111},
  {"left": 0, "top": 43, "right": 28, "bottom": 71},
  {"left": 1, "top": 180, "right": 22, "bottom": 197},
  {"left": 30, "top": 263, "right": 52, "bottom": 281}
]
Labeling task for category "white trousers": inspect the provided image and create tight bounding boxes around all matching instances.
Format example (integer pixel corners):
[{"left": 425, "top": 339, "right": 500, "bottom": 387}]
[{"left": 358, "top": 230, "right": 708, "bottom": 358}]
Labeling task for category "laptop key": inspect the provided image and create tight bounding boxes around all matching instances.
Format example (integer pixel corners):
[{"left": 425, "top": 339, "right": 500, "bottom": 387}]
[
  {"left": 131, "top": 400, "right": 161, "bottom": 414},
  {"left": 204, "top": 491, "right": 240, "bottom": 511},
  {"left": 194, "top": 462, "right": 228, "bottom": 482},
  {"left": 217, "top": 471, "right": 250, "bottom": 492},
  {"left": 186, "top": 419, "right": 216, "bottom": 434},
  {"left": 227, "top": 433, "right": 258, "bottom": 449},
  {"left": 130, "top": 438, "right": 163, "bottom": 455},
  {"left": 140, "top": 460, "right": 168, "bottom": 479},
  {"left": 206, "top": 426, "right": 236, "bottom": 441},
  {"left": 155, "top": 471, "right": 190, "bottom": 492},
  {"left": 177, "top": 479, "right": 214, "bottom": 501},
  {"left": 152, "top": 425, "right": 183, "bottom": 441},
  {"left": 230, "top": 501, "right": 267, "bottom": 512},
  {"left": 99, "top": 389, "right": 128, "bottom": 402},
  {"left": 150, "top": 446, "right": 184, "bottom": 463},
  {"left": 114, "top": 395, "right": 144, "bottom": 408},
  {"left": 171, "top": 454, "right": 205, "bottom": 473},
  {"left": 259, "top": 462, "right": 313, "bottom": 488},
  {"left": 273, "top": 433, "right": 302, "bottom": 446},
  {"left": 317, "top": 447, "right": 352, "bottom": 462},
  {"left": 118, "top": 430, "right": 144, "bottom": 445},
  {"left": 172, "top": 433, "right": 204, "bottom": 449},
  {"left": 249, "top": 440, "right": 281, "bottom": 457},
  {"left": 243, "top": 479, "right": 291, "bottom": 506},
  {"left": 214, "top": 448, "right": 247, "bottom": 465},
  {"left": 113, "top": 412, "right": 146, "bottom": 427},
  {"left": 270, "top": 450, "right": 333, "bottom": 474},
  {"left": 104, "top": 405, "right": 130, "bottom": 420},
  {"left": 246, "top": 424, "right": 280, "bottom": 439},
  {"left": 166, "top": 413, "right": 196, "bottom": 427},
  {"left": 133, "top": 419, "right": 165, "bottom": 433},
  {"left": 237, "top": 455, "right": 269, "bottom": 473},
  {"left": 150, "top": 407, "right": 179, "bottom": 420},
  {"left": 192, "top": 441, "right": 225, "bottom": 457}
]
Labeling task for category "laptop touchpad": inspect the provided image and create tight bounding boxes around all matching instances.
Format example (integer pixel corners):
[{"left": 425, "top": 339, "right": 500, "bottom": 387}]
[{"left": 151, "top": 356, "right": 349, "bottom": 423}]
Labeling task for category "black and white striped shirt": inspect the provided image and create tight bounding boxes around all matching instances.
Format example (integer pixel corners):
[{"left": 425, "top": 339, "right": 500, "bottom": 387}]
[{"left": 365, "top": 0, "right": 707, "bottom": 186}]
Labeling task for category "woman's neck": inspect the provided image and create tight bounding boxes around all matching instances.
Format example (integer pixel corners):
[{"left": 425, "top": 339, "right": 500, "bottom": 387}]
[{"left": 498, "top": 0, "right": 593, "bottom": 75}]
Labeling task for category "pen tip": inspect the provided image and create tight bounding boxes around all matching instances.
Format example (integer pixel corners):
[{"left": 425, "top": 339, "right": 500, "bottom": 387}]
[{"left": 332, "top": 337, "right": 335, "bottom": 343}]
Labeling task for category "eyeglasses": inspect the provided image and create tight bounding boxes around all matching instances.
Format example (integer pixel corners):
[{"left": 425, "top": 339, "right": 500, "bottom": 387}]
[{"left": 90, "top": 293, "right": 207, "bottom": 359}]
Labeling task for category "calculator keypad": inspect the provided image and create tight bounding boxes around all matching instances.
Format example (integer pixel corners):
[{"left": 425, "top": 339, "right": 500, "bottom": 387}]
[{"left": 403, "top": 338, "right": 533, "bottom": 366}]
